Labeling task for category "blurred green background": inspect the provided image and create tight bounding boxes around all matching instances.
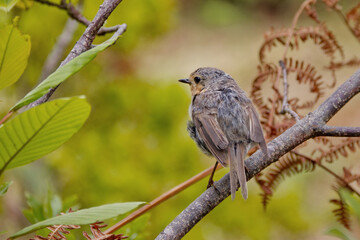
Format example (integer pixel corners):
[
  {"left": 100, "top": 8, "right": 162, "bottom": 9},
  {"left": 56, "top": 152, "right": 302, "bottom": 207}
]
[{"left": 1, "top": 0, "right": 360, "bottom": 239}]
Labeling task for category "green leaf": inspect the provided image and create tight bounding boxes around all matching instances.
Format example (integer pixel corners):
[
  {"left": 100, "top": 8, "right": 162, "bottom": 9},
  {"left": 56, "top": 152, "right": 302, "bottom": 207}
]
[
  {"left": 340, "top": 188, "right": 360, "bottom": 220},
  {"left": 0, "top": 181, "right": 12, "bottom": 196},
  {"left": 0, "top": 0, "right": 20, "bottom": 12},
  {"left": 24, "top": 192, "right": 45, "bottom": 223},
  {"left": 11, "top": 30, "right": 124, "bottom": 111},
  {"left": 326, "top": 227, "right": 355, "bottom": 240},
  {"left": 11, "top": 202, "right": 144, "bottom": 238},
  {"left": 0, "top": 97, "right": 91, "bottom": 175},
  {"left": 0, "top": 19, "right": 31, "bottom": 89}
]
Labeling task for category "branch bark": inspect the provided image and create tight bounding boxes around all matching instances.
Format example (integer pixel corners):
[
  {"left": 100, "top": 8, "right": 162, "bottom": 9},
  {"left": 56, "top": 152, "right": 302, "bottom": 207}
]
[
  {"left": 314, "top": 126, "right": 360, "bottom": 137},
  {"left": 155, "top": 69, "right": 360, "bottom": 240},
  {"left": 279, "top": 60, "right": 300, "bottom": 121},
  {"left": 26, "top": 0, "right": 124, "bottom": 109}
]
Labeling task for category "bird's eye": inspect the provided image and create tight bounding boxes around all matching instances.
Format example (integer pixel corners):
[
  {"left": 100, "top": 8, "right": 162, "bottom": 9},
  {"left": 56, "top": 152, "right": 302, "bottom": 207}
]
[{"left": 194, "top": 76, "right": 201, "bottom": 84}]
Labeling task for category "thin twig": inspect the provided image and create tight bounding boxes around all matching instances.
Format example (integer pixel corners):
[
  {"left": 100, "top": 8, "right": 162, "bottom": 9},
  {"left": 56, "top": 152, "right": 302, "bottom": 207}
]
[
  {"left": 0, "top": 111, "right": 14, "bottom": 125},
  {"left": 314, "top": 125, "right": 360, "bottom": 137},
  {"left": 283, "top": 0, "right": 316, "bottom": 59},
  {"left": 26, "top": 0, "right": 126, "bottom": 110},
  {"left": 34, "top": 0, "right": 118, "bottom": 35},
  {"left": 105, "top": 164, "right": 222, "bottom": 234},
  {"left": 279, "top": 60, "right": 301, "bottom": 121},
  {"left": 267, "top": 64, "right": 282, "bottom": 128}
]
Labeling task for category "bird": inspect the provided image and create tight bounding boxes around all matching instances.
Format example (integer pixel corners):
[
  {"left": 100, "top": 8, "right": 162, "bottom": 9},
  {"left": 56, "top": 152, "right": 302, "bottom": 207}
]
[{"left": 179, "top": 67, "right": 268, "bottom": 200}]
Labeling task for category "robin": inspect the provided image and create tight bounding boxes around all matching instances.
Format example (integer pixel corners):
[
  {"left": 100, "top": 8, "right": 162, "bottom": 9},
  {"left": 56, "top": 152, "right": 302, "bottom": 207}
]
[{"left": 179, "top": 67, "right": 268, "bottom": 200}]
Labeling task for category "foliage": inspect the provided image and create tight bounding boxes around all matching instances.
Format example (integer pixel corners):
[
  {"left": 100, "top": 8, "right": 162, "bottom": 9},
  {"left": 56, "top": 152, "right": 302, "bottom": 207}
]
[
  {"left": 11, "top": 28, "right": 124, "bottom": 111},
  {"left": 0, "top": 17, "right": 30, "bottom": 90},
  {"left": 0, "top": 181, "right": 12, "bottom": 196},
  {"left": 0, "top": 0, "right": 20, "bottom": 12},
  {"left": 0, "top": 97, "right": 91, "bottom": 175},
  {"left": 11, "top": 202, "right": 144, "bottom": 238},
  {"left": 22, "top": 190, "right": 79, "bottom": 224}
]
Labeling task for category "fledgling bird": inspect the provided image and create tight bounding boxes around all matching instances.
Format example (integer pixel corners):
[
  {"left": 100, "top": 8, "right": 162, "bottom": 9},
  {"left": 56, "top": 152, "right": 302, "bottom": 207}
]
[{"left": 179, "top": 67, "right": 268, "bottom": 200}]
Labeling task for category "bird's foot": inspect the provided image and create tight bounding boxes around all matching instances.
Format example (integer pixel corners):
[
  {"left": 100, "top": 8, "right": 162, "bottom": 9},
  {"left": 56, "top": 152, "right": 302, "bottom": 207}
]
[{"left": 207, "top": 180, "right": 221, "bottom": 195}]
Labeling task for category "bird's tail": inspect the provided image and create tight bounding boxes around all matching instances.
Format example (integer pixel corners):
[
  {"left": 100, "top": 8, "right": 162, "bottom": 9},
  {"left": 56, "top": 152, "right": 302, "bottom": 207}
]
[{"left": 229, "top": 143, "right": 248, "bottom": 200}]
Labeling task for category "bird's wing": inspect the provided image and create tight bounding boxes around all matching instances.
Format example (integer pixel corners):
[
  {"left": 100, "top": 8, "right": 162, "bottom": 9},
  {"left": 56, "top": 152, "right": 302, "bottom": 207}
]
[
  {"left": 245, "top": 104, "right": 269, "bottom": 157},
  {"left": 193, "top": 114, "right": 229, "bottom": 166}
]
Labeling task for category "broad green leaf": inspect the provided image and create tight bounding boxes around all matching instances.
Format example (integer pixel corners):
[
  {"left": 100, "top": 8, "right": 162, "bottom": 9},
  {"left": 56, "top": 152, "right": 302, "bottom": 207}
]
[
  {"left": 11, "top": 29, "right": 125, "bottom": 111},
  {"left": 0, "top": 97, "right": 91, "bottom": 175},
  {"left": 0, "top": 0, "right": 20, "bottom": 12},
  {"left": 0, "top": 181, "right": 12, "bottom": 196},
  {"left": 11, "top": 202, "right": 144, "bottom": 238},
  {"left": 0, "top": 20, "right": 31, "bottom": 89},
  {"left": 340, "top": 188, "right": 360, "bottom": 219}
]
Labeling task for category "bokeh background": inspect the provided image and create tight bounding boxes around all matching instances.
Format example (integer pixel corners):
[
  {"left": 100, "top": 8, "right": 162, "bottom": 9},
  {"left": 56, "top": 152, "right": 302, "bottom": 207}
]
[{"left": 1, "top": 0, "right": 360, "bottom": 239}]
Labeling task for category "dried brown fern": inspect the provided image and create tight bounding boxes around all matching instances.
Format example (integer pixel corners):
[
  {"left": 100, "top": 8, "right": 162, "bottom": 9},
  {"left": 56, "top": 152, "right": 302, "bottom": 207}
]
[
  {"left": 315, "top": 138, "right": 360, "bottom": 163},
  {"left": 305, "top": 2, "right": 321, "bottom": 23},
  {"left": 83, "top": 221, "right": 127, "bottom": 240},
  {"left": 283, "top": 58, "right": 325, "bottom": 110},
  {"left": 251, "top": 63, "right": 278, "bottom": 121},
  {"left": 258, "top": 151, "right": 316, "bottom": 209},
  {"left": 251, "top": 57, "right": 326, "bottom": 139},
  {"left": 330, "top": 197, "right": 351, "bottom": 229},
  {"left": 322, "top": 0, "right": 340, "bottom": 9},
  {"left": 346, "top": 3, "right": 360, "bottom": 40},
  {"left": 328, "top": 167, "right": 360, "bottom": 230},
  {"left": 313, "top": 136, "right": 334, "bottom": 147},
  {"left": 259, "top": 25, "right": 344, "bottom": 63},
  {"left": 30, "top": 224, "right": 80, "bottom": 240},
  {"left": 250, "top": 0, "right": 360, "bottom": 233},
  {"left": 326, "top": 56, "right": 360, "bottom": 70}
]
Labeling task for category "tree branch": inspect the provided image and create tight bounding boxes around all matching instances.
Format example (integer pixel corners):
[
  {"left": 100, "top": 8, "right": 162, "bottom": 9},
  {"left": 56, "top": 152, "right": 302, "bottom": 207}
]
[
  {"left": 314, "top": 125, "right": 360, "bottom": 137},
  {"left": 34, "top": 0, "right": 118, "bottom": 35},
  {"left": 26, "top": 0, "right": 125, "bottom": 109},
  {"left": 155, "top": 69, "right": 360, "bottom": 240},
  {"left": 279, "top": 60, "right": 301, "bottom": 121}
]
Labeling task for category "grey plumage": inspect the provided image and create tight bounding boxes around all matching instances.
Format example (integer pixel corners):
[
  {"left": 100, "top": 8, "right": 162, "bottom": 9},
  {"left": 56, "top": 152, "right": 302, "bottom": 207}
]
[{"left": 180, "top": 67, "right": 268, "bottom": 200}]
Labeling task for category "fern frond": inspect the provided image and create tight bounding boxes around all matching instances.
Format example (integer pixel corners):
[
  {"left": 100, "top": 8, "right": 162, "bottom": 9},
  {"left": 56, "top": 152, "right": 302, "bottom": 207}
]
[
  {"left": 330, "top": 198, "right": 351, "bottom": 230},
  {"left": 313, "top": 136, "right": 333, "bottom": 146},
  {"left": 83, "top": 221, "right": 127, "bottom": 240},
  {"left": 305, "top": 2, "right": 320, "bottom": 23},
  {"left": 259, "top": 152, "right": 316, "bottom": 209},
  {"left": 346, "top": 3, "right": 360, "bottom": 40},
  {"left": 259, "top": 25, "right": 344, "bottom": 63},
  {"left": 283, "top": 58, "right": 325, "bottom": 110},
  {"left": 322, "top": 0, "right": 341, "bottom": 9},
  {"left": 251, "top": 63, "right": 278, "bottom": 120},
  {"left": 325, "top": 57, "right": 360, "bottom": 70},
  {"left": 317, "top": 138, "right": 360, "bottom": 163},
  {"left": 31, "top": 224, "right": 80, "bottom": 240}
]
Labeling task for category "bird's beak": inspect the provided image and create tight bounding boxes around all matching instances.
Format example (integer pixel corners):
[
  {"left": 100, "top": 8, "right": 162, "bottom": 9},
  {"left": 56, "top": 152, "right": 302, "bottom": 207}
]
[{"left": 178, "top": 78, "right": 191, "bottom": 85}]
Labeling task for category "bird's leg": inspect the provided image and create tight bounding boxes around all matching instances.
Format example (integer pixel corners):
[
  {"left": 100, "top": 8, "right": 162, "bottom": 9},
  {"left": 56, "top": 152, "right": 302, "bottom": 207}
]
[
  {"left": 207, "top": 161, "right": 221, "bottom": 195},
  {"left": 207, "top": 161, "right": 218, "bottom": 188}
]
